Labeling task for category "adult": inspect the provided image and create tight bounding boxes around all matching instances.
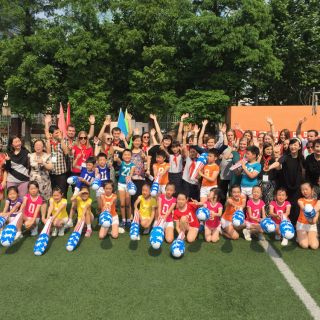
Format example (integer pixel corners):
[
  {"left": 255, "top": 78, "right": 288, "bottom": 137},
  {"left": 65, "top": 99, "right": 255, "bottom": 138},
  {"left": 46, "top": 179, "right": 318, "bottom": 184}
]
[
  {"left": 72, "top": 131, "right": 94, "bottom": 175},
  {"left": 0, "top": 137, "right": 7, "bottom": 200},
  {"left": 305, "top": 138, "right": 320, "bottom": 188},
  {"left": 278, "top": 138, "right": 305, "bottom": 225},
  {"left": 5, "top": 136, "right": 30, "bottom": 197},
  {"left": 45, "top": 125, "right": 68, "bottom": 197},
  {"left": 296, "top": 117, "right": 318, "bottom": 152},
  {"left": 147, "top": 135, "right": 173, "bottom": 177},
  {"left": 29, "top": 140, "right": 53, "bottom": 201}
]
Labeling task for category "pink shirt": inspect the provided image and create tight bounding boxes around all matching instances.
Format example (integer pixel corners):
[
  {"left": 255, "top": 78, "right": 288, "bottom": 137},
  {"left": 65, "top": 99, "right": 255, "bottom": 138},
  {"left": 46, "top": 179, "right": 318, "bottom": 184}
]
[
  {"left": 24, "top": 194, "right": 43, "bottom": 218},
  {"left": 246, "top": 199, "right": 265, "bottom": 224},
  {"left": 205, "top": 201, "right": 223, "bottom": 229},
  {"left": 269, "top": 200, "right": 291, "bottom": 224},
  {"left": 159, "top": 194, "right": 176, "bottom": 222}
]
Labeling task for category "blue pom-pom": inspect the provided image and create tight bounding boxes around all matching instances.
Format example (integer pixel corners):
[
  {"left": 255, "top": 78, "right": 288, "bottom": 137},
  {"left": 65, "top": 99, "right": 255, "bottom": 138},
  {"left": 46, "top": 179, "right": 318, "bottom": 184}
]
[
  {"left": 260, "top": 217, "right": 276, "bottom": 233},
  {"left": 151, "top": 182, "right": 159, "bottom": 197},
  {"left": 127, "top": 181, "right": 137, "bottom": 196},
  {"left": 0, "top": 216, "right": 7, "bottom": 229},
  {"left": 99, "top": 211, "right": 113, "bottom": 228},
  {"left": 149, "top": 226, "right": 164, "bottom": 249},
  {"left": 67, "top": 176, "right": 79, "bottom": 185},
  {"left": 196, "top": 207, "right": 210, "bottom": 221},
  {"left": 304, "top": 204, "right": 316, "bottom": 219},
  {"left": 170, "top": 239, "right": 185, "bottom": 258},
  {"left": 34, "top": 234, "right": 50, "bottom": 256},
  {"left": 280, "top": 220, "right": 295, "bottom": 240},
  {"left": 232, "top": 210, "right": 245, "bottom": 227},
  {"left": 0, "top": 224, "right": 17, "bottom": 247},
  {"left": 130, "top": 222, "right": 140, "bottom": 240},
  {"left": 66, "top": 231, "right": 81, "bottom": 251},
  {"left": 91, "top": 178, "right": 102, "bottom": 191}
]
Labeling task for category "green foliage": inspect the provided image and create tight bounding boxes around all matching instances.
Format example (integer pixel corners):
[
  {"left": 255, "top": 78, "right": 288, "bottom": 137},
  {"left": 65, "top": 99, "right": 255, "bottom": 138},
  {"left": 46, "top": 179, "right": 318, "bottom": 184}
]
[{"left": 1, "top": 0, "right": 316, "bottom": 127}]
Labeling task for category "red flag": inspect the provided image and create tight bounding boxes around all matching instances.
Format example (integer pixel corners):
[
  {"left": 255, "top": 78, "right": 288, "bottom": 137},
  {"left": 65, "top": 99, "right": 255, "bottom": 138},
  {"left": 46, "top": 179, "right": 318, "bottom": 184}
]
[
  {"left": 66, "top": 102, "right": 71, "bottom": 126},
  {"left": 58, "top": 102, "right": 67, "bottom": 138}
]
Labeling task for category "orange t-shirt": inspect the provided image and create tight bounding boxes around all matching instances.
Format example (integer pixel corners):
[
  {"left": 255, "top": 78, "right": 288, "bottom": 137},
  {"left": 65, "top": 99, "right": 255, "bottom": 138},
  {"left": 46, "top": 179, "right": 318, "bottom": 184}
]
[
  {"left": 297, "top": 198, "right": 318, "bottom": 225},
  {"left": 100, "top": 194, "right": 117, "bottom": 217},
  {"left": 201, "top": 163, "right": 219, "bottom": 187},
  {"left": 222, "top": 195, "right": 246, "bottom": 222},
  {"left": 154, "top": 162, "right": 170, "bottom": 185}
]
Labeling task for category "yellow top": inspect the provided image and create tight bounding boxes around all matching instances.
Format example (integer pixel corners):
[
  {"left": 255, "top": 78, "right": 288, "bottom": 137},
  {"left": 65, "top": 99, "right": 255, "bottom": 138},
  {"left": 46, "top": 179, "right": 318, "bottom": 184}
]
[
  {"left": 76, "top": 196, "right": 92, "bottom": 220},
  {"left": 50, "top": 198, "right": 68, "bottom": 219},
  {"left": 139, "top": 196, "right": 157, "bottom": 219}
]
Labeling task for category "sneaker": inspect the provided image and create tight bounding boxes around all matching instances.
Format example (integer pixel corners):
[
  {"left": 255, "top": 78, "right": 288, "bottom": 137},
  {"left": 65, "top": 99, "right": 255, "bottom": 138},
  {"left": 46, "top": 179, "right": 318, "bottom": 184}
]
[
  {"left": 243, "top": 228, "right": 252, "bottom": 241},
  {"left": 281, "top": 238, "right": 288, "bottom": 246},
  {"left": 31, "top": 227, "right": 38, "bottom": 237},
  {"left": 137, "top": 235, "right": 140, "bottom": 240},
  {"left": 58, "top": 227, "right": 65, "bottom": 237},
  {"left": 65, "top": 219, "right": 73, "bottom": 228},
  {"left": 143, "top": 227, "right": 150, "bottom": 235},
  {"left": 118, "top": 227, "right": 125, "bottom": 234},
  {"left": 85, "top": 229, "right": 92, "bottom": 238},
  {"left": 51, "top": 227, "right": 58, "bottom": 237},
  {"left": 258, "top": 233, "right": 265, "bottom": 241},
  {"left": 14, "top": 231, "right": 23, "bottom": 240},
  {"left": 126, "top": 220, "right": 132, "bottom": 229},
  {"left": 119, "top": 221, "right": 126, "bottom": 234},
  {"left": 275, "top": 234, "right": 281, "bottom": 241}
]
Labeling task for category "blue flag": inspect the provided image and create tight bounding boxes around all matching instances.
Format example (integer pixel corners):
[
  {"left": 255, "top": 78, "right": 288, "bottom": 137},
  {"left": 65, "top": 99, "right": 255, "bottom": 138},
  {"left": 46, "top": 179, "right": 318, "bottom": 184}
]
[{"left": 117, "top": 108, "right": 128, "bottom": 136}]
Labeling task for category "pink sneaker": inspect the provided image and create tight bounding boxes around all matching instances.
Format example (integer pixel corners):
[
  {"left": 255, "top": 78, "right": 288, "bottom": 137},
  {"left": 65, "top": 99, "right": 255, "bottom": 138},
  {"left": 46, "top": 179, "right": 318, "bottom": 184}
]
[{"left": 85, "top": 229, "right": 92, "bottom": 238}]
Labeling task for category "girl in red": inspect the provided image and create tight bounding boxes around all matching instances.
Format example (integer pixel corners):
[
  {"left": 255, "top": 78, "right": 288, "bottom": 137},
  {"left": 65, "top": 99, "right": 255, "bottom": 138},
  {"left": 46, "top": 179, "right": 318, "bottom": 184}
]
[
  {"left": 157, "top": 183, "right": 176, "bottom": 243},
  {"left": 17, "top": 181, "right": 43, "bottom": 238},
  {"left": 243, "top": 185, "right": 266, "bottom": 241},
  {"left": 269, "top": 188, "right": 291, "bottom": 245},
  {"left": 72, "top": 131, "right": 93, "bottom": 174},
  {"left": 204, "top": 188, "right": 223, "bottom": 243},
  {"left": 173, "top": 193, "right": 199, "bottom": 243}
]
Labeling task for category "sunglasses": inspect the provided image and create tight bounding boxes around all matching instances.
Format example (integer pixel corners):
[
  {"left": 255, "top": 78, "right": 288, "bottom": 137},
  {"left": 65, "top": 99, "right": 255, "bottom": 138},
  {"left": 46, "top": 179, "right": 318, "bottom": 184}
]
[
  {"left": 79, "top": 137, "right": 87, "bottom": 140},
  {"left": 143, "top": 136, "right": 150, "bottom": 139},
  {"left": 106, "top": 137, "right": 112, "bottom": 141}
]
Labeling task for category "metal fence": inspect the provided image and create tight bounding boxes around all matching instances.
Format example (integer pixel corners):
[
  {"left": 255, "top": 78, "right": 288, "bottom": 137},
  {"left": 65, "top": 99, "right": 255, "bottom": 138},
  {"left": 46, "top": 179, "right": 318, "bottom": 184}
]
[{"left": 0, "top": 115, "right": 11, "bottom": 145}]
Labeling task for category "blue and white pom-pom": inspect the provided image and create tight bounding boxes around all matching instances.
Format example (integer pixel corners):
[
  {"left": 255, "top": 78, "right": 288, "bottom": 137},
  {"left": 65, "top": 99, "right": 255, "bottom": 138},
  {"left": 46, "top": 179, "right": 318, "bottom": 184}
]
[
  {"left": 232, "top": 210, "right": 245, "bottom": 227},
  {"left": 129, "top": 222, "right": 140, "bottom": 240},
  {"left": 34, "top": 234, "right": 49, "bottom": 256},
  {"left": 149, "top": 226, "right": 164, "bottom": 249},
  {"left": 196, "top": 207, "right": 210, "bottom": 221},
  {"left": 99, "top": 211, "right": 113, "bottom": 228},
  {"left": 127, "top": 181, "right": 137, "bottom": 196},
  {"left": 66, "top": 231, "right": 81, "bottom": 252},
  {"left": 280, "top": 220, "right": 295, "bottom": 240},
  {"left": 0, "top": 224, "right": 17, "bottom": 247},
  {"left": 0, "top": 216, "right": 7, "bottom": 229},
  {"left": 304, "top": 204, "right": 316, "bottom": 219},
  {"left": 170, "top": 239, "right": 185, "bottom": 258},
  {"left": 91, "top": 178, "right": 102, "bottom": 191},
  {"left": 67, "top": 176, "right": 79, "bottom": 185},
  {"left": 260, "top": 217, "right": 276, "bottom": 233}
]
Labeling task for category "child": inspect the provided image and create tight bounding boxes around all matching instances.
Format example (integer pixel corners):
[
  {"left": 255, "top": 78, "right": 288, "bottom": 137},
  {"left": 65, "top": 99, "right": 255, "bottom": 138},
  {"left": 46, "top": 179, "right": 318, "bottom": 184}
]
[
  {"left": 95, "top": 152, "right": 112, "bottom": 206},
  {"left": 46, "top": 187, "right": 68, "bottom": 237},
  {"left": 0, "top": 186, "right": 22, "bottom": 234},
  {"left": 173, "top": 193, "right": 200, "bottom": 243},
  {"left": 153, "top": 150, "right": 170, "bottom": 195},
  {"left": 157, "top": 183, "right": 176, "bottom": 243},
  {"left": 199, "top": 148, "right": 220, "bottom": 202},
  {"left": 204, "top": 188, "right": 223, "bottom": 243},
  {"left": 71, "top": 186, "right": 94, "bottom": 237},
  {"left": 18, "top": 181, "right": 43, "bottom": 237},
  {"left": 240, "top": 146, "right": 261, "bottom": 198},
  {"left": 114, "top": 149, "right": 135, "bottom": 231},
  {"left": 168, "top": 141, "right": 184, "bottom": 196},
  {"left": 269, "top": 188, "right": 291, "bottom": 246},
  {"left": 99, "top": 181, "right": 118, "bottom": 239},
  {"left": 134, "top": 184, "right": 157, "bottom": 234},
  {"left": 67, "top": 157, "right": 96, "bottom": 227},
  {"left": 243, "top": 185, "right": 266, "bottom": 241},
  {"left": 297, "top": 182, "right": 320, "bottom": 250},
  {"left": 221, "top": 185, "right": 246, "bottom": 240}
]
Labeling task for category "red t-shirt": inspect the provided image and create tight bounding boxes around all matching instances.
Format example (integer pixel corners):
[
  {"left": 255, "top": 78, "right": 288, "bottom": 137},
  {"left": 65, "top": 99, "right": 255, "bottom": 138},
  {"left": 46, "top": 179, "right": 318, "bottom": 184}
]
[
  {"left": 173, "top": 203, "right": 200, "bottom": 228},
  {"left": 72, "top": 145, "right": 93, "bottom": 173},
  {"left": 205, "top": 201, "right": 223, "bottom": 229},
  {"left": 159, "top": 194, "right": 176, "bottom": 222}
]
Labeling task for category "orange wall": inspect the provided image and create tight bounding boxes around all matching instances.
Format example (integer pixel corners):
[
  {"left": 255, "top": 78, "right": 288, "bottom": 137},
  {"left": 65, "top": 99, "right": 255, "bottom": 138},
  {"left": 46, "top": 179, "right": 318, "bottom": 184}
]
[{"left": 228, "top": 105, "right": 319, "bottom": 132}]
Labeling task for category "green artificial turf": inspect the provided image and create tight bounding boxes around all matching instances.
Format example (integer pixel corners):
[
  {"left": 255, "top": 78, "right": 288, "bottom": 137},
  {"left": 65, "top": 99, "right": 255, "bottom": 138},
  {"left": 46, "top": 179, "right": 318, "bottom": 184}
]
[{"left": 0, "top": 232, "right": 313, "bottom": 320}]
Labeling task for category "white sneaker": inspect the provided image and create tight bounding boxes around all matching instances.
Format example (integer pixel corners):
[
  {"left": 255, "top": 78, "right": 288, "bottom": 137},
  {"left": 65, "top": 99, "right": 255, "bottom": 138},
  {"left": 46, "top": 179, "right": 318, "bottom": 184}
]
[
  {"left": 65, "top": 219, "right": 73, "bottom": 228},
  {"left": 275, "top": 234, "right": 281, "bottom": 241},
  {"left": 281, "top": 238, "right": 288, "bottom": 246},
  {"left": 243, "top": 228, "right": 252, "bottom": 241},
  {"left": 118, "top": 227, "right": 125, "bottom": 234},
  {"left": 137, "top": 235, "right": 140, "bottom": 240},
  {"left": 51, "top": 227, "right": 58, "bottom": 237},
  {"left": 58, "top": 227, "right": 65, "bottom": 237},
  {"left": 258, "top": 233, "right": 265, "bottom": 241},
  {"left": 31, "top": 227, "right": 38, "bottom": 237},
  {"left": 14, "top": 231, "right": 23, "bottom": 240},
  {"left": 143, "top": 227, "right": 150, "bottom": 235}
]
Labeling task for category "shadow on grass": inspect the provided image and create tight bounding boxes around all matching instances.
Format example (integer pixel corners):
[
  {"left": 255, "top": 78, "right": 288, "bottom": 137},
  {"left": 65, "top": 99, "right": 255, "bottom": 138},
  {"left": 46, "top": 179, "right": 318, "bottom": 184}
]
[
  {"left": 188, "top": 239, "right": 202, "bottom": 253},
  {"left": 129, "top": 240, "right": 138, "bottom": 251},
  {"left": 250, "top": 239, "right": 264, "bottom": 253},
  {"left": 5, "top": 235, "right": 28, "bottom": 254},
  {"left": 100, "top": 236, "right": 113, "bottom": 250},
  {"left": 221, "top": 238, "right": 233, "bottom": 253},
  {"left": 148, "top": 246, "right": 162, "bottom": 257}
]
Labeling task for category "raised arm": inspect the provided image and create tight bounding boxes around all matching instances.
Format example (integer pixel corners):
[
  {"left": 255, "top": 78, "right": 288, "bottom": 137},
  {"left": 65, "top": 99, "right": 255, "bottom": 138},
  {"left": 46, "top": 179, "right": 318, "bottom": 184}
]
[
  {"left": 150, "top": 114, "right": 163, "bottom": 142},
  {"left": 296, "top": 117, "right": 307, "bottom": 140},
  {"left": 266, "top": 117, "right": 276, "bottom": 139},
  {"left": 98, "top": 116, "right": 111, "bottom": 139},
  {"left": 198, "top": 119, "right": 208, "bottom": 147},
  {"left": 44, "top": 114, "right": 52, "bottom": 140},
  {"left": 87, "top": 115, "right": 95, "bottom": 139},
  {"left": 177, "top": 113, "right": 189, "bottom": 143}
]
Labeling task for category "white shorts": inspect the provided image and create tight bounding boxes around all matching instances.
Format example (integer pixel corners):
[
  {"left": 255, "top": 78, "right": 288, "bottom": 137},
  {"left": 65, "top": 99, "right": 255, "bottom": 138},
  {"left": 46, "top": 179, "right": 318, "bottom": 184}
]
[
  {"left": 296, "top": 222, "right": 317, "bottom": 233},
  {"left": 96, "top": 187, "right": 105, "bottom": 197},
  {"left": 112, "top": 215, "right": 119, "bottom": 226},
  {"left": 159, "top": 185, "right": 166, "bottom": 194},
  {"left": 221, "top": 218, "right": 232, "bottom": 229},
  {"left": 200, "top": 186, "right": 217, "bottom": 198},
  {"left": 118, "top": 183, "right": 127, "bottom": 192},
  {"left": 241, "top": 186, "right": 253, "bottom": 197},
  {"left": 164, "top": 221, "right": 174, "bottom": 229}
]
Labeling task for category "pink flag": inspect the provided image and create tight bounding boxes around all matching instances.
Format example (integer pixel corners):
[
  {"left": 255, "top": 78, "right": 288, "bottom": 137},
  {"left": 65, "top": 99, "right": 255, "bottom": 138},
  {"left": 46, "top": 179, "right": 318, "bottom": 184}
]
[
  {"left": 66, "top": 102, "right": 71, "bottom": 126},
  {"left": 58, "top": 102, "right": 67, "bottom": 138}
]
